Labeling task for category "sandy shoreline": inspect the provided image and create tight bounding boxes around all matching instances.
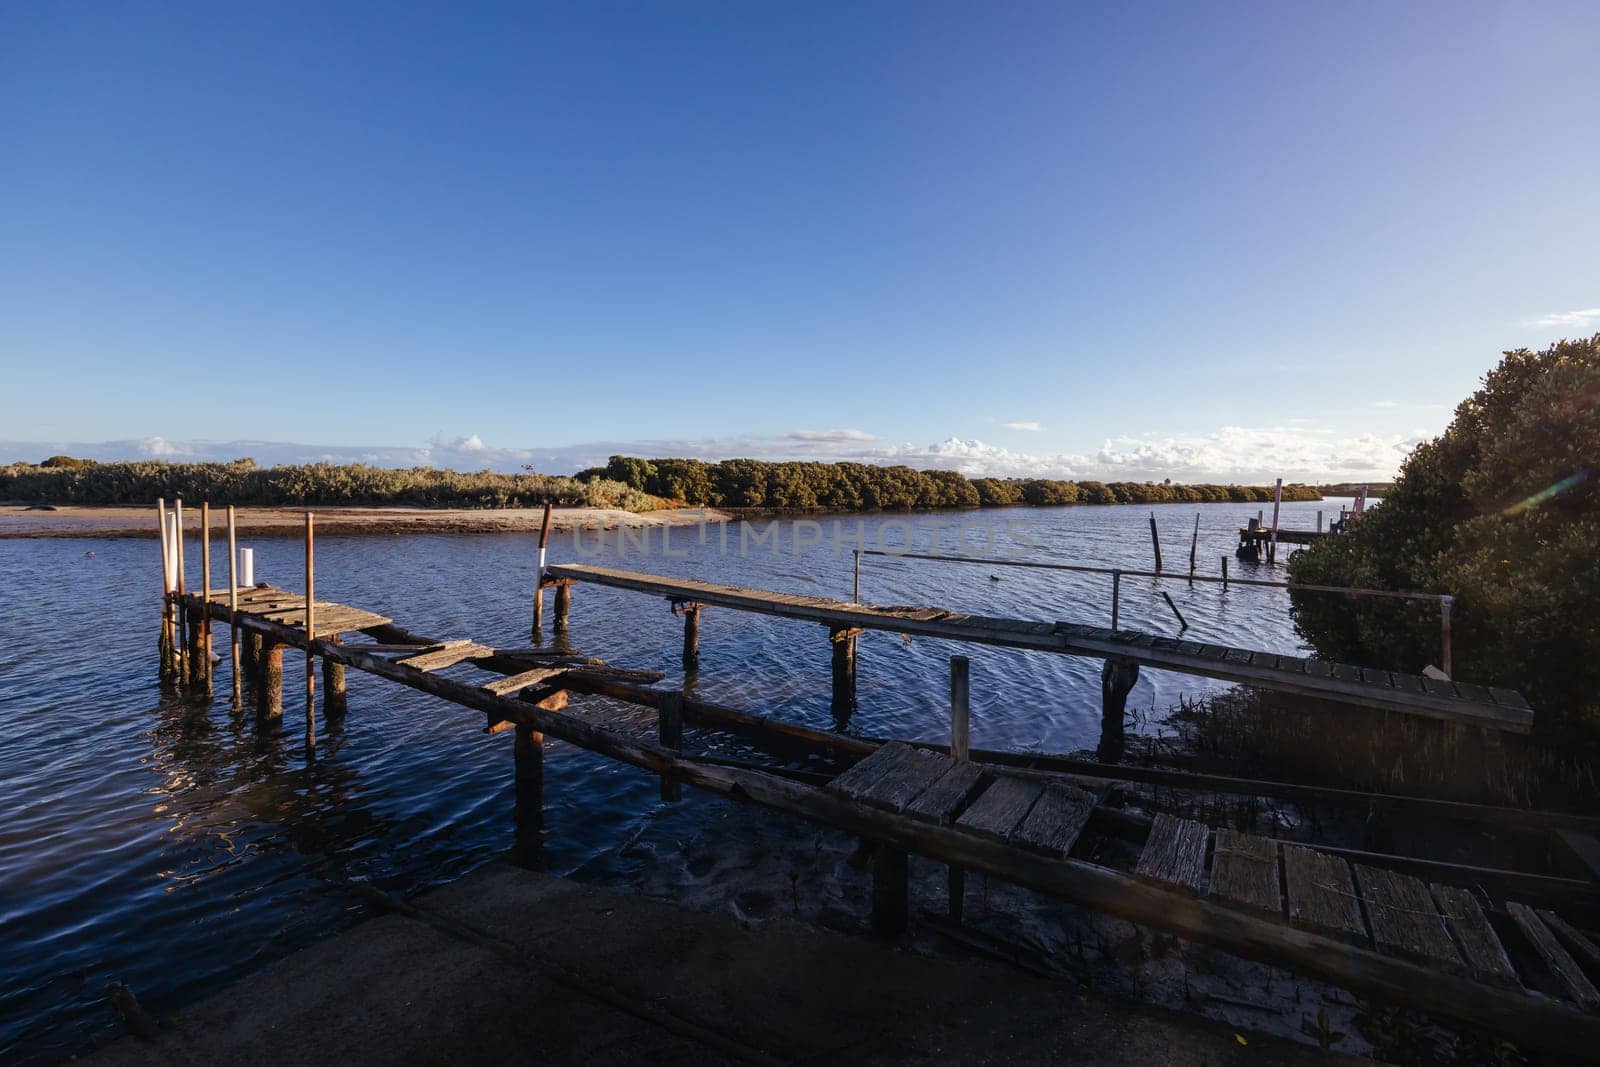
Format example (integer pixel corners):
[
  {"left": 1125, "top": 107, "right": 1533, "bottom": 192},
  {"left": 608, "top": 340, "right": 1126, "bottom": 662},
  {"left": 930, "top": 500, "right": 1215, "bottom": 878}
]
[{"left": 0, "top": 504, "right": 734, "bottom": 539}]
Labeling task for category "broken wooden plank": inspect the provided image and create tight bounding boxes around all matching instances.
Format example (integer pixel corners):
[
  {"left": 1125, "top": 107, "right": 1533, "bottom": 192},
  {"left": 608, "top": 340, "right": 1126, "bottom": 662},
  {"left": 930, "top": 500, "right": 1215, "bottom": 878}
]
[
  {"left": 855, "top": 746, "right": 953, "bottom": 813},
  {"left": 1507, "top": 902, "right": 1600, "bottom": 1008},
  {"left": 1431, "top": 884, "right": 1519, "bottom": 988},
  {"left": 395, "top": 642, "right": 495, "bottom": 672},
  {"left": 1539, "top": 910, "right": 1600, "bottom": 973},
  {"left": 1283, "top": 845, "right": 1367, "bottom": 945},
  {"left": 903, "top": 761, "right": 984, "bottom": 825},
  {"left": 1354, "top": 865, "right": 1461, "bottom": 971},
  {"left": 481, "top": 667, "right": 569, "bottom": 698},
  {"left": 825, "top": 743, "right": 915, "bottom": 801},
  {"left": 954, "top": 776, "right": 1043, "bottom": 842},
  {"left": 1135, "top": 814, "right": 1208, "bottom": 895},
  {"left": 1010, "top": 783, "right": 1095, "bottom": 858},
  {"left": 1209, "top": 830, "right": 1280, "bottom": 916}
]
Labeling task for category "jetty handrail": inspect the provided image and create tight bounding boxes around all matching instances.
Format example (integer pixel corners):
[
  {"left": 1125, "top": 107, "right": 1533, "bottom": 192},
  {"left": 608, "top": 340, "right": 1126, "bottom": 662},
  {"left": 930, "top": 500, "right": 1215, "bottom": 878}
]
[{"left": 853, "top": 547, "right": 1457, "bottom": 676}]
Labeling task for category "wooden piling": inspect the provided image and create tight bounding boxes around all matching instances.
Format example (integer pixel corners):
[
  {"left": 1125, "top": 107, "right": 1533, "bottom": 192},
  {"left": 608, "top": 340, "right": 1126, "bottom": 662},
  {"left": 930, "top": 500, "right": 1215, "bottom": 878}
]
[
  {"left": 949, "top": 655, "right": 969, "bottom": 762},
  {"left": 175, "top": 499, "right": 188, "bottom": 684},
  {"left": 257, "top": 639, "right": 284, "bottom": 720},
  {"left": 227, "top": 506, "right": 241, "bottom": 705},
  {"left": 531, "top": 502, "right": 552, "bottom": 639},
  {"left": 871, "top": 845, "right": 909, "bottom": 937},
  {"left": 681, "top": 603, "right": 702, "bottom": 673},
  {"left": 658, "top": 690, "right": 683, "bottom": 801},
  {"left": 513, "top": 721, "right": 544, "bottom": 850},
  {"left": 305, "top": 512, "right": 316, "bottom": 750},
  {"left": 829, "top": 626, "right": 860, "bottom": 725},
  {"left": 1099, "top": 656, "right": 1139, "bottom": 762},
  {"left": 1221, "top": 555, "right": 1228, "bottom": 589},
  {"left": 1268, "top": 478, "right": 1282, "bottom": 564},
  {"left": 1188, "top": 512, "right": 1200, "bottom": 581},
  {"left": 157, "top": 499, "right": 175, "bottom": 682},
  {"left": 243, "top": 630, "right": 262, "bottom": 688},
  {"left": 1148, "top": 513, "right": 1163, "bottom": 573},
  {"left": 553, "top": 581, "right": 571, "bottom": 633},
  {"left": 324, "top": 637, "right": 348, "bottom": 717},
  {"left": 1110, "top": 570, "right": 1121, "bottom": 631},
  {"left": 199, "top": 502, "right": 213, "bottom": 694}
]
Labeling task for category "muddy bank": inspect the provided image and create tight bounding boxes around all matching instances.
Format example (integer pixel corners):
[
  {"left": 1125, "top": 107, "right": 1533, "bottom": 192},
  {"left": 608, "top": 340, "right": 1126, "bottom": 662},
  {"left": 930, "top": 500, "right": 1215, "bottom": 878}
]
[
  {"left": 0, "top": 504, "right": 732, "bottom": 540},
  {"left": 87, "top": 863, "right": 1346, "bottom": 1065}
]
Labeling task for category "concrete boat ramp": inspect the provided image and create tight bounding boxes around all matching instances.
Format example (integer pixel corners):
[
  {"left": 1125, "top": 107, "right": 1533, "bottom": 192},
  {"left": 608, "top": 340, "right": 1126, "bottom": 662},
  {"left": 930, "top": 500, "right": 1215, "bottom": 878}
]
[{"left": 89, "top": 864, "right": 1344, "bottom": 1066}]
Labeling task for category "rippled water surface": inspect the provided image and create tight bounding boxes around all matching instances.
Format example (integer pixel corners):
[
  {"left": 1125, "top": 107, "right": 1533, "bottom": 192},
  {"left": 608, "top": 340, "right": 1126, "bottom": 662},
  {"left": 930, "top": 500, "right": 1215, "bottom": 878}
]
[{"left": 0, "top": 500, "right": 1344, "bottom": 1059}]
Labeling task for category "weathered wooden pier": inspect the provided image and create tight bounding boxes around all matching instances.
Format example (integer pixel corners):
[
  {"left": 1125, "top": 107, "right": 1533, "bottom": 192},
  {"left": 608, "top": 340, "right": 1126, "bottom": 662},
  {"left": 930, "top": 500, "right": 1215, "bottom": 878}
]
[{"left": 150, "top": 499, "right": 1600, "bottom": 1059}]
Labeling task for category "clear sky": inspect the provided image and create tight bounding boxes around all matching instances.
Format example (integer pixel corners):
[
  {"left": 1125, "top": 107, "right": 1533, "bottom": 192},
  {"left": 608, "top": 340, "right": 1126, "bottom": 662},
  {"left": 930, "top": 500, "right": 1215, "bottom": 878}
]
[{"left": 3, "top": 1, "right": 1597, "bottom": 481}]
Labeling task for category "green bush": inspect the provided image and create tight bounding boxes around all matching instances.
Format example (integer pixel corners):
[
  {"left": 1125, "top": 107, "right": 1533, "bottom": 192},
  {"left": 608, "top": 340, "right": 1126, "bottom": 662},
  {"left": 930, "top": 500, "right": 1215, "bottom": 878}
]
[{"left": 1288, "top": 336, "right": 1600, "bottom": 744}]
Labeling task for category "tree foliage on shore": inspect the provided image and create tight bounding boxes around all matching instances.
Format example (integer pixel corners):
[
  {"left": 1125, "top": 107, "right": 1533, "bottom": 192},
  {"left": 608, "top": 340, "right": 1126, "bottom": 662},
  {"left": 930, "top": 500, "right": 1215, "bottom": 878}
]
[
  {"left": 1288, "top": 336, "right": 1600, "bottom": 744},
  {"left": 578, "top": 455, "right": 1319, "bottom": 510},
  {"left": 0, "top": 459, "right": 661, "bottom": 511}
]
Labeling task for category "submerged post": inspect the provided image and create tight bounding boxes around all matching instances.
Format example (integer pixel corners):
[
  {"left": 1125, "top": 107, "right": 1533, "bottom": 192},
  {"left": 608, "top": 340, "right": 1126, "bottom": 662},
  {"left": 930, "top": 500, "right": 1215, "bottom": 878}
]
[
  {"left": 553, "top": 581, "right": 571, "bottom": 633},
  {"left": 1188, "top": 512, "right": 1199, "bottom": 581},
  {"left": 853, "top": 548, "right": 861, "bottom": 603},
  {"left": 175, "top": 499, "right": 188, "bottom": 684},
  {"left": 305, "top": 512, "right": 316, "bottom": 750},
  {"left": 829, "top": 626, "right": 860, "bottom": 727},
  {"left": 323, "top": 639, "right": 348, "bottom": 717},
  {"left": 257, "top": 638, "right": 284, "bottom": 720},
  {"left": 227, "top": 506, "right": 241, "bottom": 706},
  {"left": 1221, "top": 555, "right": 1228, "bottom": 589},
  {"left": 1148, "top": 513, "right": 1163, "bottom": 573},
  {"left": 658, "top": 690, "right": 683, "bottom": 801}
]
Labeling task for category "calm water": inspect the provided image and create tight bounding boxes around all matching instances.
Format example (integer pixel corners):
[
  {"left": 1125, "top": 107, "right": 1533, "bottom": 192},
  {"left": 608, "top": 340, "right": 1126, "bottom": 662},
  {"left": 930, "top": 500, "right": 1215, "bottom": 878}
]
[{"left": 0, "top": 500, "right": 1343, "bottom": 1060}]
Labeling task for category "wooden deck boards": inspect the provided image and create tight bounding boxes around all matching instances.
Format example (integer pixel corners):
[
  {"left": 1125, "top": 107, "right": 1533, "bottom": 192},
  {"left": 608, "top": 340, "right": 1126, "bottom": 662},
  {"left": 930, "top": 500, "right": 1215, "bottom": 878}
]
[
  {"left": 955, "top": 776, "right": 1043, "bottom": 842},
  {"left": 855, "top": 747, "right": 953, "bottom": 813},
  {"left": 1009, "top": 784, "right": 1095, "bottom": 858},
  {"left": 547, "top": 564, "right": 1533, "bottom": 732},
  {"left": 1135, "top": 814, "right": 1209, "bottom": 895},
  {"left": 903, "top": 761, "right": 984, "bottom": 825},
  {"left": 1507, "top": 903, "right": 1600, "bottom": 1008},
  {"left": 825, "top": 743, "right": 914, "bottom": 802},
  {"left": 1209, "top": 830, "right": 1280, "bottom": 915},
  {"left": 1354, "top": 865, "right": 1462, "bottom": 971},
  {"left": 1431, "top": 885, "right": 1519, "bottom": 988},
  {"left": 1283, "top": 845, "right": 1367, "bottom": 945}
]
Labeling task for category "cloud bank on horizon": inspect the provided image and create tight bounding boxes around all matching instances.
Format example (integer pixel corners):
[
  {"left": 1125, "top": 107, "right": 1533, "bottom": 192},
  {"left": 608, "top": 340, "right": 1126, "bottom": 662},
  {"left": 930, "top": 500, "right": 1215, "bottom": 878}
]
[{"left": 2, "top": 423, "right": 1424, "bottom": 485}]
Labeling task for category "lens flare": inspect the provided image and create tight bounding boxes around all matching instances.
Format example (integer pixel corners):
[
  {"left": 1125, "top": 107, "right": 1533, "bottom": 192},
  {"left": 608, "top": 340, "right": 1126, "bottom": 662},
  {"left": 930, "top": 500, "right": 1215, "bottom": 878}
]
[{"left": 1503, "top": 468, "right": 1591, "bottom": 515}]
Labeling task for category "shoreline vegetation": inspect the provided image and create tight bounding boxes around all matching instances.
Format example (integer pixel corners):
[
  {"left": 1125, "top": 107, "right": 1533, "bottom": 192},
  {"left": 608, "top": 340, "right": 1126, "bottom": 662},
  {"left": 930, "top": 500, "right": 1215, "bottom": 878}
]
[{"left": 1, "top": 455, "right": 1323, "bottom": 515}]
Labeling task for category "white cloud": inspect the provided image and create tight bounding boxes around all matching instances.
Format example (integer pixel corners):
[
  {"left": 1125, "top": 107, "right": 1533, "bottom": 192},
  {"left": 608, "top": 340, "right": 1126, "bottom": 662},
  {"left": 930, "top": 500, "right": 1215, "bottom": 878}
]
[
  {"left": 1001, "top": 420, "right": 1043, "bottom": 431},
  {"left": 1, "top": 423, "right": 1428, "bottom": 483},
  {"left": 1527, "top": 307, "right": 1600, "bottom": 331}
]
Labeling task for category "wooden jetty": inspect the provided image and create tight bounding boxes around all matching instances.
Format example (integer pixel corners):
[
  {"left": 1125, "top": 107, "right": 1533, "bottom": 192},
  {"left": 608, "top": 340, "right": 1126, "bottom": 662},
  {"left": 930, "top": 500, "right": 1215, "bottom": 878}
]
[
  {"left": 544, "top": 563, "right": 1533, "bottom": 735},
  {"left": 152, "top": 503, "right": 1600, "bottom": 1058}
]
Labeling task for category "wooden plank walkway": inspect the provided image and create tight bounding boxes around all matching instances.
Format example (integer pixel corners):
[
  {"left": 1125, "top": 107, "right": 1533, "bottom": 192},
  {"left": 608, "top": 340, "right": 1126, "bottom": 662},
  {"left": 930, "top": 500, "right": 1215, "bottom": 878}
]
[
  {"left": 547, "top": 564, "right": 1534, "bottom": 733},
  {"left": 191, "top": 585, "right": 392, "bottom": 638}
]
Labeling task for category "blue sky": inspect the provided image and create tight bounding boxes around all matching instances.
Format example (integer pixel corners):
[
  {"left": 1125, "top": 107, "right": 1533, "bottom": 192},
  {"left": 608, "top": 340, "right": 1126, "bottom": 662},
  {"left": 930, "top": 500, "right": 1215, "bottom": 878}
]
[{"left": 3, "top": 1, "right": 1597, "bottom": 481}]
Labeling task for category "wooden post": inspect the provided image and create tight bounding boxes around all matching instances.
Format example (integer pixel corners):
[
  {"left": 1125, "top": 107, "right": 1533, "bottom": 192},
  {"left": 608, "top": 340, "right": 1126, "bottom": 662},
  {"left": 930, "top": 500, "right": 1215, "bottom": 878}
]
[
  {"left": 227, "top": 505, "right": 241, "bottom": 705},
  {"left": 1188, "top": 512, "right": 1199, "bottom": 581},
  {"left": 1440, "top": 596, "right": 1454, "bottom": 678},
  {"left": 175, "top": 499, "right": 188, "bottom": 684},
  {"left": 1099, "top": 656, "right": 1139, "bottom": 762},
  {"left": 871, "top": 845, "right": 909, "bottom": 937},
  {"left": 157, "top": 499, "right": 175, "bottom": 682},
  {"left": 199, "top": 502, "right": 212, "bottom": 694},
  {"left": 949, "top": 655, "right": 969, "bottom": 762},
  {"left": 257, "top": 639, "right": 284, "bottom": 720},
  {"left": 830, "top": 626, "right": 860, "bottom": 726},
  {"left": 1148, "top": 513, "right": 1163, "bottom": 573},
  {"left": 513, "top": 720, "right": 544, "bottom": 852},
  {"left": 243, "top": 630, "right": 262, "bottom": 688},
  {"left": 853, "top": 548, "right": 861, "bottom": 603},
  {"left": 1110, "top": 570, "right": 1121, "bottom": 631},
  {"left": 1317, "top": 509, "right": 1324, "bottom": 533},
  {"left": 1221, "top": 555, "right": 1228, "bottom": 589},
  {"left": 681, "top": 604, "right": 702, "bottom": 673},
  {"left": 658, "top": 690, "right": 683, "bottom": 801},
  {"left": 531, "top": 502, "right": 552, "bottom": 639},
  {"left": 1268, "top": 478, "right": 1282, "bottom": 564},
  {"left": 324, "top": 637, "right": 348, "bottom": 717},
  {"left": 553, "top": 581, "right": 571, "bottom": 632},
  {"left": 305, "top": 512, "right": 316, "bottom": 750}
]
